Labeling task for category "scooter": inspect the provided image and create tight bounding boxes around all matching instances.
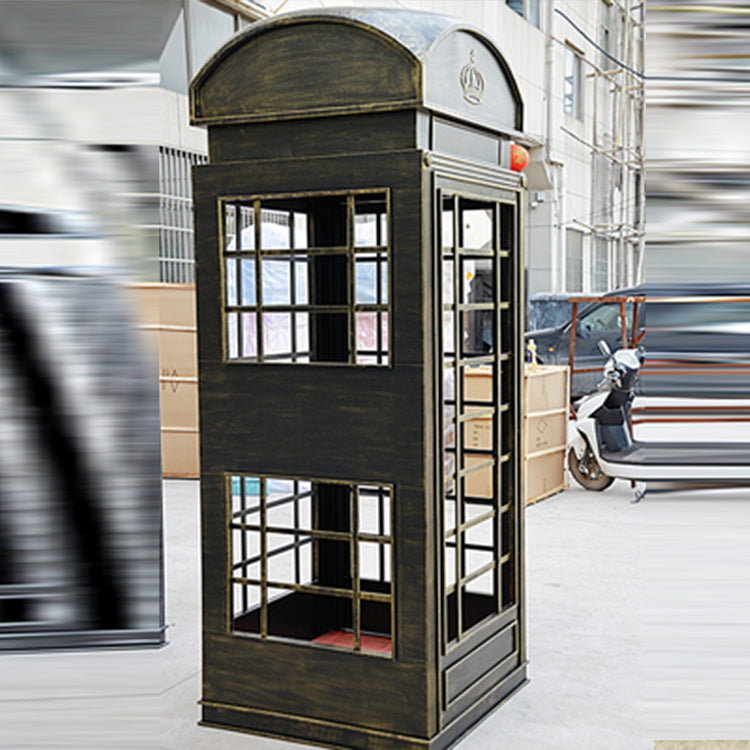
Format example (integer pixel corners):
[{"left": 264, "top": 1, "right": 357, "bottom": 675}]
[{"left": 568, "top": 341, "right": 750, "bottom": 501}]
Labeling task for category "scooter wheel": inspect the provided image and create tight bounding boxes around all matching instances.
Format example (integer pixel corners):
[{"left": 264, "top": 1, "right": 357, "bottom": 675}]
[{"left": 567, "top": 446, "right": 614, "bottom": 491}]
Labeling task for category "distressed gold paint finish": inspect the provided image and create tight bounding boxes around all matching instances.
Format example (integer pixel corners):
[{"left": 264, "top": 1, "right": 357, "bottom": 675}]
[{"left": 191, "top": 8, "right": 527, "bottom": 749}]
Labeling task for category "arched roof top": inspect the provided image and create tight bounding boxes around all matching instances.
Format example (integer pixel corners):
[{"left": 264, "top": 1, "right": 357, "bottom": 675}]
[{"left": 190, "top": 8, "right": 524, "bottom": 136}]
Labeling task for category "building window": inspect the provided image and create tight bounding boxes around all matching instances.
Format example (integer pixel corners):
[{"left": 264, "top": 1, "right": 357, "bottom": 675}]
[
  {"left": 159, "top": 147, "right": 207, "bottom": 283},
  {"left": 229, "top": 475, "right": 393, "bottom": 656},
  {"left": 592, "top": 236, "right": 609, "bottom": 292},
  {"left": 564, "top": 45, "right": 583, "bottom": 118},
  {"left": 221, "top": 191, "right": 390, "bottom": 365},
  {"left": 565, "top": 229, "right": 584, "bottom": 292},
  {"left": 599, "top": 1, "right": 613, "bottom": 69},
  {"left": 506, "top": 0, "right": 540, "bottom": 28}
]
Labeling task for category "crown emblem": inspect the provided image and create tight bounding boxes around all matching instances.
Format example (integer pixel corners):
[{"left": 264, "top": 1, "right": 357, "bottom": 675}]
[{"left": 460, "top": 50, "right": 485, "bottom": 105}]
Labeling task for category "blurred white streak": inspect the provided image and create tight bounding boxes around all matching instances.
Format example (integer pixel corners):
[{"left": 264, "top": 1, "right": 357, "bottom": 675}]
[{"left": 645, "top": 2, "right": 750, "bottom": 283}]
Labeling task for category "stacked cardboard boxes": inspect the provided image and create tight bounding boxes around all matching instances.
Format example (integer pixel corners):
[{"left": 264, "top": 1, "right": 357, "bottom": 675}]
[
  {"left": 463, "top": 364, "right": 569, "bottom": 504},
  {"left": 130, "top": 284, "right": 200, "bottom": 478}
]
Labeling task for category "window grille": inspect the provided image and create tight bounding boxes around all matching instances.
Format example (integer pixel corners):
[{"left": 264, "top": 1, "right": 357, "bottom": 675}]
[
  {"left": 440, "top": 191, "right": 516, "bottom": 647},
  {"left": 229, "top": 475, "right": 393, "bottom": 656},
  {"left": 221, "top": 191, "right": 390, "bottom": 365},
  {"left": 159, "top": 146, "right": 207, "bottom": 283}
]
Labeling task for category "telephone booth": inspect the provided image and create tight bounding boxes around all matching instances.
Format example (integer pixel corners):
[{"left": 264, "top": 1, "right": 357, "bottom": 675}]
[{"left": 190, "top": 8, "right": 527, "bottom": 749}]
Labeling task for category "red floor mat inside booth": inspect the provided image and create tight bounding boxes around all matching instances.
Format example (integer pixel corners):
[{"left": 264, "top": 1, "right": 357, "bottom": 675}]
[{"left": 312, "top": 630, "right": 392, "bottom": 655}]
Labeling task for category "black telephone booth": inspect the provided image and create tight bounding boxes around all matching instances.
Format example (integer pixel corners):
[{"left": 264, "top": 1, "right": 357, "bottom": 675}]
[{"left": 190, "top": 9, "right": 527, "bottom": 749}]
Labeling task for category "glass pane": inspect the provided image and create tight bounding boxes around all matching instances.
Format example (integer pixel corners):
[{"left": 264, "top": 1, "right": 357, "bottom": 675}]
[
  {"left": 227, "top": 312, "right": 238, "bottom": 359},
  {"left": 358, "top": 487, "right": 381, "bottom": 535},
  {"left": 241, "top": 313, "right": 257, "bottom": 358},
  {"left": 224, "top": 204, "right": 236, "bottom": 251},
  {"left": 464, "top": 544, "right": 494, "bottom": 579},
  {"left": 295, "top": 313, "right": 309, "bottom": 353},
  {"left": 267, "top": 545, "right": 296, "bottom": 585},
  {"left": 380, "top": 259, "right": 388, "bottom": 304},
  {"left": 263, "top": 313, "right": 292, "bottom": 357},
  {"left": 356, "top": 312, "right": 378, "bottom": 352},
  {"left": 293, "top": 212, "right": 308, "bottom": 249},
  {"left": 382, "top": 542, "right": 391, "bottom": 582},
  {"left": 464, "top": 411, "right": 494, "bottom": 451},
  {"left": 238, "top": 206, "right": 254, "bottom": 250},
  {"left": 295, "top": 259, "right": 308, "bottom": 304},
  {"left": 267, "top": 477, "right": 295, "bottom": 500},
  {"left": 460, "top": 202, "right": 493, "bottom": 251},
  {"left": 359, "top": 541, "right": 382, "bottom": 580},
  {"left": 465, "top": 515, "right": 494, "bottom": 548},
  {"left": 443, "top": 259, "right": 455, "bottom": 305},
  {"left": 463, "top": 310, "right": 494, "bottom": 356},
  {"left": 356, "top": 261, "right": 377, "bottom": 304},
  {"left": 463, "top": 455, "right": 494, "bottom": 500},
  {"left": 464, "top": 258, "right": 494, "bottom": 303},
  {"left": 355, "top": 193, "right": 387, "bottom": 246},
  {"left": 464, "top": 366, "right": 492, "bottom": 403},
  {"left": 262, "top": 258, "right": 291, "bottom": 306},
  {"left": 260, "top": 209, "right": 291, "bottom": 250},
  {"left": 240, "top": 258, "right": 256, "bottom": 306},
  {"left": 226, "top": 257, "right": 237, "bottom": 305},
  {"left": 445, "top": 544, "right": 456, "bottom": 588},
  {"left": 465, "top": 568, "right": 495, "bottom": 595},
  {"left": 355, "top": 213, "right": 378, "bottom": 247},
  {"left": 443, "top": 311, "right": 455, "bottom": 355},
  {"left": 232, "top": 584, "right": 260, "bottom": 629},
  {"left": 442, "top": 195, "right": 455, "bottom": 249}
]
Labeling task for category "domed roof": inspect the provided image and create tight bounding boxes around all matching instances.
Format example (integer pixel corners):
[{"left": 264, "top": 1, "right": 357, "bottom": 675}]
[{"left": 190, "top": 8, "right": 523, "bottom": 136}]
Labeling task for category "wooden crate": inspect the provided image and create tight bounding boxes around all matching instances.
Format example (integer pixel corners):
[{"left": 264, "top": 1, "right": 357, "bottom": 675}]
[
  {"left": 129, "top": 283, "right": 200, "bottom": 478},
  {"left": 524, "top": 365, "right": 569, "bottom": 505}
]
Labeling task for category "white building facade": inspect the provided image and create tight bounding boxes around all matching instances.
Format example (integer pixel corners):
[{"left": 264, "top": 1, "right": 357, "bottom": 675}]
[{"left": 0, "top": 0, "right": 644, "bottom": 297}]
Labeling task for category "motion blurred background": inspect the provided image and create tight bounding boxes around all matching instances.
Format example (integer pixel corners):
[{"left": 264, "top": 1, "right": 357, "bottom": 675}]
[
  {"left": 645, "top": 1, "right": 750, "bottom": 282},
  {"left": 0, "top": 0, "right": 749, "bottom": 747}
]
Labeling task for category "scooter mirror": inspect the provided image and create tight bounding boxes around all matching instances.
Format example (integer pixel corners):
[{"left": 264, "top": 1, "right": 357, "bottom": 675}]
[{"left": 597, "top": 340, "right": 612, "bottom": 357}]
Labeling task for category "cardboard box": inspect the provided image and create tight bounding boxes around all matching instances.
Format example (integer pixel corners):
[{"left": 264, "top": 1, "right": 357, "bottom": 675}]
[
  {"left": 526, "top": 411, "right": 567, "bottom": 455},
  {"left": 464, "top": 366, "right": 493, "bottom": 402},
  {"left": 160, "top": 381, "right": 199, "bottom": 430},
  {"left": 129, "top": 283, "right": 196, "bottom": 328},
  {"left": 464, "top": 454, "right": 493, "bottom": 499},
  {"left": 464, "top": 410, "right": 493, "bottom": 451},
  {"left": 162, "top": 431, "right": 200, "bottom": 478},
  {"left": 158, "top": 329, "right": 198, "bottom": 378},
  {"left": 525, "top": 365, "right": 568, "bottom": 413},
  {"left": 130, "top": 283, "right": 200, "bottom": 478},
  {"left": 525, "top": 449, "right": 566, "bottom": 505}
]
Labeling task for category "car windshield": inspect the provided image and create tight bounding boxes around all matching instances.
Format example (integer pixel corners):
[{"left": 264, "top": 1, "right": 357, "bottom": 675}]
[{"left": 579, "top": 302, "right": 636, "bottom": 333}]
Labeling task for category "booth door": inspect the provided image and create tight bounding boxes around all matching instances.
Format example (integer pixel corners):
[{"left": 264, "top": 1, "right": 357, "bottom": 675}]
[{"left": 436, "top": 178, "right": 525, "bottom": 724}]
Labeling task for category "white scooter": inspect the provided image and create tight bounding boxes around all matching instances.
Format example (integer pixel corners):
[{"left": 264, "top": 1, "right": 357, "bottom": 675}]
[{"left": 568, "top": 341, "right": 750, "bottom": 501}]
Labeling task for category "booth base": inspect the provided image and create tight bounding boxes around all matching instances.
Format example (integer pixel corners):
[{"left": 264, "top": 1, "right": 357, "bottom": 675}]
[{"left": 200, "top": 664, "right": 527, "bottom": 750}]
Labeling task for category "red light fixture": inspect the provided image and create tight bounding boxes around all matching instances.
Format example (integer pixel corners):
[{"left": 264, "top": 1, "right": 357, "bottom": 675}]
[{"left": 510, "top": 143, "right": 529, "bottom": 172}]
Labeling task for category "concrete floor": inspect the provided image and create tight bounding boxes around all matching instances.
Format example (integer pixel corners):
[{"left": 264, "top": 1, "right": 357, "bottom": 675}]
[{"left": 2, "top": 476, "right": 750, "bottom": 749}]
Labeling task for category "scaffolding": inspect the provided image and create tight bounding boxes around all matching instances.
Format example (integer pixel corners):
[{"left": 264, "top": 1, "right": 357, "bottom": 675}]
[{"left": 557, "top": 0, "right": 646, "bottom": 291}]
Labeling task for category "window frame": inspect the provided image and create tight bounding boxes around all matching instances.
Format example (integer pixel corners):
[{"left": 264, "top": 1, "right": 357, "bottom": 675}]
[
  {"left": 228, "top": 473, "right": 395, "bottom": 658},
  {"left": 563, "top": 44, "right": 584, "bottom": 119},
  {"left": 219, "top": 189, "right": 392, "bottom": 367}
]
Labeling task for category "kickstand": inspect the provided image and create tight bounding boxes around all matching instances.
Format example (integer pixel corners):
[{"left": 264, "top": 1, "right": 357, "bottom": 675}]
[{"left": 631, "top": 481, "right": 646, "bottom": 504}]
